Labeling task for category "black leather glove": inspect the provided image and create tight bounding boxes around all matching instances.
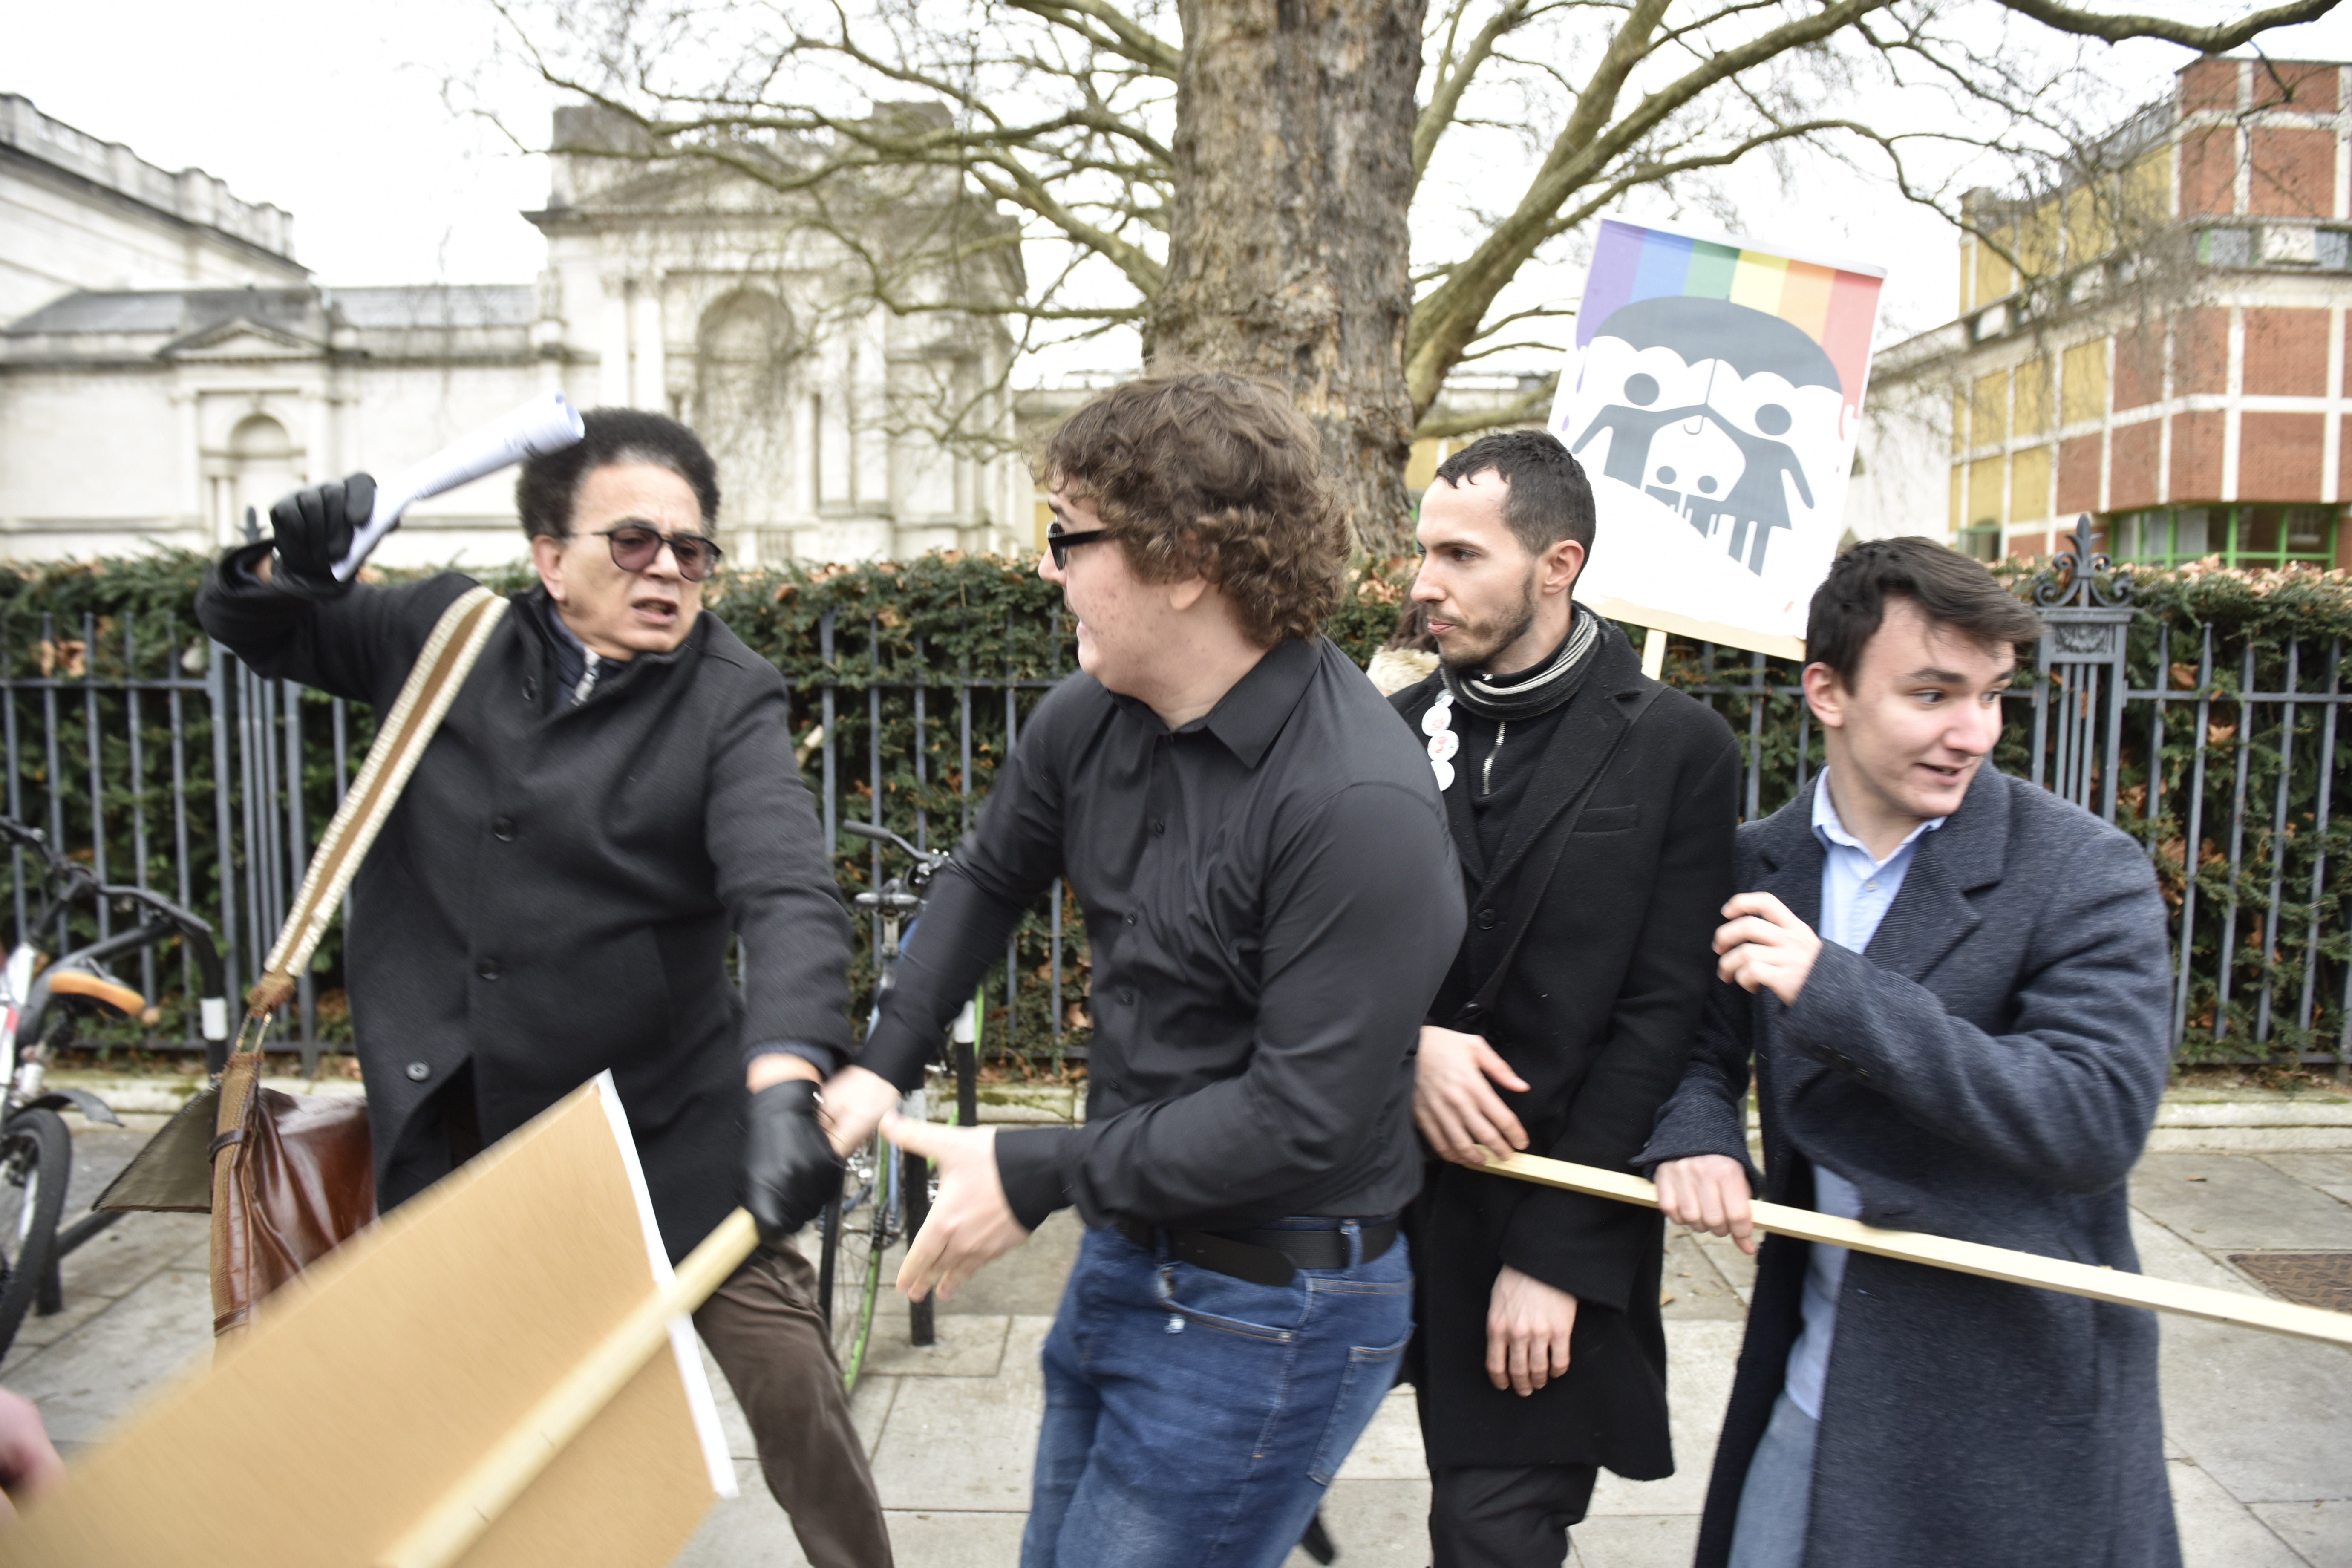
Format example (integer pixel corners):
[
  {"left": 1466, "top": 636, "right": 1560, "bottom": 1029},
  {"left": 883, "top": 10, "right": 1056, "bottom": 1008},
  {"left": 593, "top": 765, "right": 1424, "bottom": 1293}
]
[
  {"left": 744, "top": 1080, "right": 844, "bottom": 1244},
  {"left": 267, "top": 473, "right": 375, "bottom": 599}
]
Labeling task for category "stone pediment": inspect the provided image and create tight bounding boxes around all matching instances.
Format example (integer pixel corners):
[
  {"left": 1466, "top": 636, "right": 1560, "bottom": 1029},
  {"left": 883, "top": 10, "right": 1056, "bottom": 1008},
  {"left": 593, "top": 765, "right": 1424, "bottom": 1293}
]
[{"left": 161, "top": 316, "right": 323, "bottom": 362}]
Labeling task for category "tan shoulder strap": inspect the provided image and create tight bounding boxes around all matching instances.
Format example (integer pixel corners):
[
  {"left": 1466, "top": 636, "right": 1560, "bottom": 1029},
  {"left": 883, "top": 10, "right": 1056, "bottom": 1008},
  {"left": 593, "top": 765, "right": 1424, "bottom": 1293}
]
[{"left": 245, "top": 586, "right": 509, "bottom": 1018}]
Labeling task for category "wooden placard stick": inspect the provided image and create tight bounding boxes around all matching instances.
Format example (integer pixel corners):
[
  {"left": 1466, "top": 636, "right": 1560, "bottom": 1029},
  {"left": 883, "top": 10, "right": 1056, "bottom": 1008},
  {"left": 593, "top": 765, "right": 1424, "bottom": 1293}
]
[
  {"left": 376, "top": 1208, "right": 760, "bottom": 1568},
  {"left": 1479, "top": 1149, "right": 2352, "bottom": 1349}
]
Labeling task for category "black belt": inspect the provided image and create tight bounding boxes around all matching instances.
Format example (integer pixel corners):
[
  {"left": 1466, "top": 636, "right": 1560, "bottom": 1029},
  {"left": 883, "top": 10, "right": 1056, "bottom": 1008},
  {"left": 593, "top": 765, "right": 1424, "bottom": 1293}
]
[{"left": 1112, "top": 1216, "right": 1399, "bottom": 1287}]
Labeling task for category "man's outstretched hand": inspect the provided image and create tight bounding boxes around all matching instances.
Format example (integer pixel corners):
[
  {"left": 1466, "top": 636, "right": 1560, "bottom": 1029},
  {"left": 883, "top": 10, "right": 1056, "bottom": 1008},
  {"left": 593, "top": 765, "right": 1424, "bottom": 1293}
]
[
  {"left": 819, "top": 1064, "right": 904, "bottom": 1159},
  {"left": 887, "top": 1115, "right": 1029, "bottom": 1303},
  {"left": 743, "top": 1079, "right": 843, "bottom": 1243}
]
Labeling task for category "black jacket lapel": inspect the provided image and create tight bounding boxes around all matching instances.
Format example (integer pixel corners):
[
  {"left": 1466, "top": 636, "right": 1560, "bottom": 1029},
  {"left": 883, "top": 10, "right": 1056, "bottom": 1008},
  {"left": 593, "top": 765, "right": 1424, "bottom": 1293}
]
[
  {"left": 1393, "top": 675, "right": 1488, "bottom": 885},
  {"left": 1480, "top": 619, "right": 1643, "bottom": 893},
  {"left": 1856, "top": 764, "right": 2009, "bottom": 983}
]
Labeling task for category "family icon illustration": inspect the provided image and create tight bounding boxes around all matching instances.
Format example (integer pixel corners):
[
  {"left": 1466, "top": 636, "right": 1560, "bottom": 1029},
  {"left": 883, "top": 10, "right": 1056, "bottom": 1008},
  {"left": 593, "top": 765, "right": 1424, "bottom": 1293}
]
[{"left": 1551, "top": 219, "right": 1885, "bottom": 653}]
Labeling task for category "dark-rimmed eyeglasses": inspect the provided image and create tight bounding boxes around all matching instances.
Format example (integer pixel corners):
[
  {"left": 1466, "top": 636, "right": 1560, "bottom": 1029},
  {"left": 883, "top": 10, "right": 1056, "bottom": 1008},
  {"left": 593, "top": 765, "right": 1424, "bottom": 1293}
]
[
  {"left": 597, "top": 525, "right": 723, "bottom": 582},
  {"left": 1046, "top": 526, "right": 1111, "bottom": 570}
]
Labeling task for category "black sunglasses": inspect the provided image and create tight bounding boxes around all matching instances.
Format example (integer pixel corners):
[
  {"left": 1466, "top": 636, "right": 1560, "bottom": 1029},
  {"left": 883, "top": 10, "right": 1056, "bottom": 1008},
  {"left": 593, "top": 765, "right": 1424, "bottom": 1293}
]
[
  {"left": 597, "top": 525, "right": 723, "bottom": 582},
  {"left": 1046, "top": 525, "right": 1111, "bottom": 570}
]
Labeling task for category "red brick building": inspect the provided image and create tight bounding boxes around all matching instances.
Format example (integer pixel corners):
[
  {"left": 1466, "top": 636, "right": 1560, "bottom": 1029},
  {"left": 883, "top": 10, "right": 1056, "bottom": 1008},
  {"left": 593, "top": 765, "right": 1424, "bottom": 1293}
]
[{"left": 1854, "top": 56, "right": 2352, "bottom": 571}]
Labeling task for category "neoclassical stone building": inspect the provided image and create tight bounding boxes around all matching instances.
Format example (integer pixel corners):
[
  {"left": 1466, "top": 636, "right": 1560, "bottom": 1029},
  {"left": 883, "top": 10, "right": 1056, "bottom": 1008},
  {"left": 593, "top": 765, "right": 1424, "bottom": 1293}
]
[{"left": 0, "top": 97, "right": 1029, "bottom": 568}]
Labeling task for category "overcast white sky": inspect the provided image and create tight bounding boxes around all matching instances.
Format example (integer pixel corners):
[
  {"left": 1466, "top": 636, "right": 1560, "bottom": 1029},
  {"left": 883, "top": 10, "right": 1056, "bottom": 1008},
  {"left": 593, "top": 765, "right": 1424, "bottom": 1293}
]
[{"left": 14, "top": 2, "right": 2352, "bottom": 382}]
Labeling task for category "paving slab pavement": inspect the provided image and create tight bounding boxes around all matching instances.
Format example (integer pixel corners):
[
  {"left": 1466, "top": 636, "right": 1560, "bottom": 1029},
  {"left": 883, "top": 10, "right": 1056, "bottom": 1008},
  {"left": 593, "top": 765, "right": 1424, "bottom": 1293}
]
[{"left": 3, "top": 1129, "right": 2346, "bottom": 1566}]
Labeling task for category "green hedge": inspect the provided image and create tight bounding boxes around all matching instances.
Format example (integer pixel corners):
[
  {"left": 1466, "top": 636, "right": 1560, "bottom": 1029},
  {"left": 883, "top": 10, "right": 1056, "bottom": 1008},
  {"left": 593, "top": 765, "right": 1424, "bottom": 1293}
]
[{"left": 6, "top": 550, "right": 2352, "bottom": 1066}]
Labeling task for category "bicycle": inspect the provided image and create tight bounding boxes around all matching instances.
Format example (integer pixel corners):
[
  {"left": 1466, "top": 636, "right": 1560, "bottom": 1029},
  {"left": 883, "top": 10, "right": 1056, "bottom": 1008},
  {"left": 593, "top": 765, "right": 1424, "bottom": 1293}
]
[
  {"left": 817, "top": 820, "right": 980, "bottom": 1389},
  {"left": 0, "top": 816, "right": 229, "bottom": 1355}
]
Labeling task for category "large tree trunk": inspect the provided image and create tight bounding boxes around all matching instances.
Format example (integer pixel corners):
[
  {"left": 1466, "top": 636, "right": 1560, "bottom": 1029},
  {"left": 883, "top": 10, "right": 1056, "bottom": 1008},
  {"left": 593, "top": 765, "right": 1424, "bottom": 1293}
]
[{"left": 1151, "top": 0, "right": 1425, "bottom": 556}]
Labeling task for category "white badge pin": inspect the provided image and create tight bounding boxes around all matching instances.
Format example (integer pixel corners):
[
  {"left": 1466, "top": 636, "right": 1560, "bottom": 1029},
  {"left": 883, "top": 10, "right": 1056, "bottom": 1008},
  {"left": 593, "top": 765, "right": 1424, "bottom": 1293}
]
[
  {"left": 1427, "top": 727, "right": 1460, "bottom": 763},
  {"left": 1421, "top": 704, "right": 1451, "bottom": 738},
  {"left": 1431, "top": 756, "right": 1456, "bottom": 791}
]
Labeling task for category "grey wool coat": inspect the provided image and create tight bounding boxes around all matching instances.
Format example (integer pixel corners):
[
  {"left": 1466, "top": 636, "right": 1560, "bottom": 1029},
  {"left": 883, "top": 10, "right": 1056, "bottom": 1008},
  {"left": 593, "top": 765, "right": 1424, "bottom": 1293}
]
[
  {"left": 198, "top": 548, "right": 854, "bottom": 1262},
  {"left": 1637, "top": 766, "right": 2181, "bottom": 1568}
]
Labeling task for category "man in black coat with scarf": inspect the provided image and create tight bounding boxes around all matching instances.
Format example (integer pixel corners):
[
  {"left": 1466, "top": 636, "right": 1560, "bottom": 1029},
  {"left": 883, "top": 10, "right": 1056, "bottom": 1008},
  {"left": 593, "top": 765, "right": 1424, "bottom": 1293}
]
[
  {"left": 1391, "top": 432, "right": 1738, "bottom": 1568},
  {"left": 1644, "top": 538, "right": 2178, "bottom": 1568},
  {"left": 196, "top": 410, "right": 892, "bottom": 1568}
]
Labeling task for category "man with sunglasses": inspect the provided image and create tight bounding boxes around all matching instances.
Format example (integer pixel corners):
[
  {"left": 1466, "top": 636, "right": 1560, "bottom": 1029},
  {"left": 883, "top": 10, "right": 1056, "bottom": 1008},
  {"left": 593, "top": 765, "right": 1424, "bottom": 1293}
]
[
  {"left": 816, "top": 369, "right": 1464, "bottom": 1568},
  {"left": 196, "top": 408, "right": 892, "bottom": 1568}
]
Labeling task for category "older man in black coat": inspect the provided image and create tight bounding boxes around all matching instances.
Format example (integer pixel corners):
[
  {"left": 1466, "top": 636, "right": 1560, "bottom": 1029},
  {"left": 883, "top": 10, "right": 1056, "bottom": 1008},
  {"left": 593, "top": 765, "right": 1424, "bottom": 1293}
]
[
  {"left": 1391, "top": 432, "right": 1738, "bottom": 1568},
  {"left": 196, "top": 410, "right": 892, "bottom": 1568},
  {"left": 1644, "top": 538, "right": 2178, "bottom": 1568}
]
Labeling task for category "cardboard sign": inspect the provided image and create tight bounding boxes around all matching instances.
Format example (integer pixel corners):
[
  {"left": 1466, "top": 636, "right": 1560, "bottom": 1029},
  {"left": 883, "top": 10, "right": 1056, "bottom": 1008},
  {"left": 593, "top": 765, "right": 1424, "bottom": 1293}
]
[
  {"left": 4, "top": 1073, "right": 735, "bottom": 1567},
  {"left": 1549, "top": 218, "right": 1887, "bottom": 657}
]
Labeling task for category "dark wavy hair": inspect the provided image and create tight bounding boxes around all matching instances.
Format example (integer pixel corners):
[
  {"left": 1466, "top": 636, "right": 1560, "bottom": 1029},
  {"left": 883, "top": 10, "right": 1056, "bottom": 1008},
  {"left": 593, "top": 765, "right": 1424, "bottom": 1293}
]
[
  {"left": 1807, "top": 536, "right": 2043, "bottom": 686},
  {"left": 1039, "top": 368, "right": 1347, "bottom": 647},
  {"left": 515, "top": 408, "right": 721, "bottom": 541}
]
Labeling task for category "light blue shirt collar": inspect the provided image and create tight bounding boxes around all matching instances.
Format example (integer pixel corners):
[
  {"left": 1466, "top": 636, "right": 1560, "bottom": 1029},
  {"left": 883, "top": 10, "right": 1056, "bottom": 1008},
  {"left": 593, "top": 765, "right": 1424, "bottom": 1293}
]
[{"left": 1810, "top": 768, "right": 1946, "bottom": 869}]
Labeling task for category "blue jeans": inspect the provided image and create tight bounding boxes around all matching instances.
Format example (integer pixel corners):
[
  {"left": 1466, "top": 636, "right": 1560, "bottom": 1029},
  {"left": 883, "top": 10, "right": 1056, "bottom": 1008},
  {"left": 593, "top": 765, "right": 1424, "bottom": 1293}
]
[
  {"left": 1020, "top": 1219, "right": 1414, "bottom": 1568},
  {"left": 1727, "top": 1391, "right": 1819, "bottom": 1568}
]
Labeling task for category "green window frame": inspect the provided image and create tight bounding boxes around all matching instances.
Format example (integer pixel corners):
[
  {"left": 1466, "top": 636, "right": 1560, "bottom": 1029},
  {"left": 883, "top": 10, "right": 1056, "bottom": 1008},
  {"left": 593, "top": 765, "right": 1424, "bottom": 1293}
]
[
  {"left": 1957, "top": 519, "right": 2003, "bottom": 563},
  {"left": 2107, "top": 504, "right": 2338, "bottom": 569}
]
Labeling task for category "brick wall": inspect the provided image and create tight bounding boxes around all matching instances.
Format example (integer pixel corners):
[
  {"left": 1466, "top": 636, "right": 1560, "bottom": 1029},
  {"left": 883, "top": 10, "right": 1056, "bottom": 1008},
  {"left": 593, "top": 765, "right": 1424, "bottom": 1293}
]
[
  {"left": 2115, "top": 327, "right": 2170, "bottom": 410},
  {"left": 2238, "top": 412, "right": 2326, "bottom": 500},
  {"left": 2179, "top": 308, "right": 2231, "bottom": 395},
  {"left": 2255, "top": 62, "right": 2339, "bottom": 113},
  {"left": 2249, "top": 127, "right": 2338, "bottom": 218},
  {"left": 2170, "top": 410, "right": 2225, "bottom": 500},
  {"left": 2181, "top": 58, "right": 2241, "bottom": 113},
  {"left": 2181, "top": 127, "right": 2237, "bottom": 218},
  {"left": 2111, "top": 421, "right": 2161, "bottom": 510},
  {"left": 2245, "top": 307, "right": 2331, "bottom": 396},
  {"left": 2057, "top": 435, "right": 2103, "bottom": 514}
]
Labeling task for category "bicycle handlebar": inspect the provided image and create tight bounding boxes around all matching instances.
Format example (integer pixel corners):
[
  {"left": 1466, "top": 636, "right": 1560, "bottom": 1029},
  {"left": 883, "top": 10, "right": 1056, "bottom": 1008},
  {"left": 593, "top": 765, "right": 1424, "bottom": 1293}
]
[{"left": 843, "top": 820, "right": 953, "bottom": 876}]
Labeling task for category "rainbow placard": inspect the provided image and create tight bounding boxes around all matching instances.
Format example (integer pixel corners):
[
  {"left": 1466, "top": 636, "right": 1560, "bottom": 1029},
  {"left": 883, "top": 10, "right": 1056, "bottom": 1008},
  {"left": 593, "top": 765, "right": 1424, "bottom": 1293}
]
[
  {"left": 1574, "top": 220, "right": 1884, "bottom": 419},
  {"left": 1551, "top": 218, "right": 1887, "bottom": 654}
]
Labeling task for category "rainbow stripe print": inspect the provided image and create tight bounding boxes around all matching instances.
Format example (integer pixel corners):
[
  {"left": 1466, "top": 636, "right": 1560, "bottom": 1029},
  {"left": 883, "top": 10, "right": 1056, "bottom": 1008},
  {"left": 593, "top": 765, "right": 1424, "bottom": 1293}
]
[{"left": 1574, "top": 219, "right": 1884, "bottom": 416}]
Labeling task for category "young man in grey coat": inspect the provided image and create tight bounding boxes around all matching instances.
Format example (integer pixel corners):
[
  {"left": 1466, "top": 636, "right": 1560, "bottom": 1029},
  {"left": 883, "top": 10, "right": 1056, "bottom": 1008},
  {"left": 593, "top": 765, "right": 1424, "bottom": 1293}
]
[
  {"left": 1641, "top": 538, "right": 2179, "bottom": 1568},
  {"left": 197, "top": 410, "right": 888, "bottom": 1568}
]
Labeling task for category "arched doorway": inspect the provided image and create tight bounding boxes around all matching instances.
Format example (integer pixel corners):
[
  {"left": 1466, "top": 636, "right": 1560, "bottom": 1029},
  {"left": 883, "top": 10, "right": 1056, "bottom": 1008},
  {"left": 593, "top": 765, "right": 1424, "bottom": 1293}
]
[
  {"left": 220, "top": 413, "right": 303, "bottom": 548},
  {"left": 693, "top": 291, "right": 798, "bottom": 544}
]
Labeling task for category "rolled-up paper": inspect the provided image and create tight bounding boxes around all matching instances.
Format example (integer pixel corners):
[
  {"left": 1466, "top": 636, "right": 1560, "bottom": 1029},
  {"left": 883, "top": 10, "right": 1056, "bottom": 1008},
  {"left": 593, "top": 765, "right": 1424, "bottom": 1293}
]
[{"left": 332, "top": 392, "right": 588, "bottom": 579}]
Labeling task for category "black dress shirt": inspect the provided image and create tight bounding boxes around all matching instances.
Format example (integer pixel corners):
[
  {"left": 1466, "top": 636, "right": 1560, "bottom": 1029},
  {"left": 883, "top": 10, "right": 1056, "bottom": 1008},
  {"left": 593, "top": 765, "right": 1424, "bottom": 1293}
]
[{"left": 857, "top": 635, "right": 1464, "bottom": 1231}]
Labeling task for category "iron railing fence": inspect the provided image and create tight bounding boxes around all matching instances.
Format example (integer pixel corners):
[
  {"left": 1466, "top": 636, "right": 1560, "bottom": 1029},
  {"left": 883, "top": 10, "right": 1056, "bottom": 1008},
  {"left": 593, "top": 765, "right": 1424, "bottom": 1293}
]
[{"left": 3, "top": 602, "right": 2347, "bottom": 1069}]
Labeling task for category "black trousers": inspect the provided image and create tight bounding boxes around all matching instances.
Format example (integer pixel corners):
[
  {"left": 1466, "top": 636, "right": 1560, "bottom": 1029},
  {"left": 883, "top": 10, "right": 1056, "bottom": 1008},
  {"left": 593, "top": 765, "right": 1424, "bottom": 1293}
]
[{"left": 1429, "top": 1463, "right": 1600, "bottom": 1568}]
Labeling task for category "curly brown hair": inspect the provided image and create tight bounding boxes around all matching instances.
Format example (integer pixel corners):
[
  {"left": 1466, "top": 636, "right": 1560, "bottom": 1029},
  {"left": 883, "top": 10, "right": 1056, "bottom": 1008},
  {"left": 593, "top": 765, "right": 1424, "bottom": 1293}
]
[{"left": 1039, "top": 368, "right": 1347, "bottom": 648}]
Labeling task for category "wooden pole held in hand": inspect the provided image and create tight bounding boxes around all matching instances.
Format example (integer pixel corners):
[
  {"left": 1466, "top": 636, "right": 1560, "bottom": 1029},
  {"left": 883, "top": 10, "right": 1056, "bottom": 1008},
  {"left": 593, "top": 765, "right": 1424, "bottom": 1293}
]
[
  {"left": 375, "top": 1208, "right": 761, "bottom": 1568},
  {"left": 1479, "top": 1149, "right": 2352, "bottom": 1349}
]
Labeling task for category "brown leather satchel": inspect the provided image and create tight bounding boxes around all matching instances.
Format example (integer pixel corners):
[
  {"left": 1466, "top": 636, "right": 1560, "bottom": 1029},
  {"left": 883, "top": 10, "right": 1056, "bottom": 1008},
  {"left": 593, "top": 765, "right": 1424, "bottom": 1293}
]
[
  {"left": 202, "top": 586, "right": 510, "bottom": 1334},
  {"left": 206, "top": 1061, "right": 377, "bottom": 1333}
]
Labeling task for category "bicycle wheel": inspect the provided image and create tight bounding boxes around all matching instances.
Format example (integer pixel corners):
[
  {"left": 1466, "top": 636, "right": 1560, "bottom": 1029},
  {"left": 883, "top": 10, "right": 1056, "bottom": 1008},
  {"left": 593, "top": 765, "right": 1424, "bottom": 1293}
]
[
  {"left": 816, "top": 1131, "right": 894, "bottom": 1392},
  {"left": 0, "top": 1107, "right": 71, "bottom": 1357}
]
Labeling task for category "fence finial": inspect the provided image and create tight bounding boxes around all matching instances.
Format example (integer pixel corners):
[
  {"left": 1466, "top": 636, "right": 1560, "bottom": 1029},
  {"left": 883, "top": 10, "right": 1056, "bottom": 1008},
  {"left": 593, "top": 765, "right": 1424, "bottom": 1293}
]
[{"left": 2030, "top": 516, "right": 2133, "bottom": 610}]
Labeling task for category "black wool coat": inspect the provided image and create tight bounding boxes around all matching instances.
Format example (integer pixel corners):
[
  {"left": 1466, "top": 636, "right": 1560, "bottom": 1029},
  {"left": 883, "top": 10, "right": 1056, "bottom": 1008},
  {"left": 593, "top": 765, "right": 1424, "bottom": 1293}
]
[
  {"left": 1637, "top": 768, "right": 2179, "bottom": 1568},
  {"left": 1392, "top": 620, "right": 1739, "bottom": 1475},
  {"left": 197, "top": 550, "right": 853, "bottom": 1263}
]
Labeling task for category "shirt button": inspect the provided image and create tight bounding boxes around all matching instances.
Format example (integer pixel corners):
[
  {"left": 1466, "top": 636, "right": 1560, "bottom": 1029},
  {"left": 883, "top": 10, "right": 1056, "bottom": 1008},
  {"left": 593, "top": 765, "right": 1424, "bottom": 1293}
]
[
  {"left": 1124, "top": 913, "right": 1138, "bottom": 925},
  {"left": 1151, "top": 821, "right": 1165, "bottom": 836},
  {"left": 1865, "top": 880, "right": 1877, "bottom": 891},
  {"left": 405, "top": 1061, "right": 431, "bottom": 1082},
  {"left": 1475, "top": 907, "right": 1499, "bottom": 931},
  {"left": 522, "top": 677, "right": 538, "bottom": 703},
  {"left": 493, "top": 816, "right": 516, "bottom": 841},
  {"left": 1120, "top": 988, "right": 1136, "bottom": 1005},
  {"left": 477, "top": 959, "right": 502, "bottom": 981}
]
